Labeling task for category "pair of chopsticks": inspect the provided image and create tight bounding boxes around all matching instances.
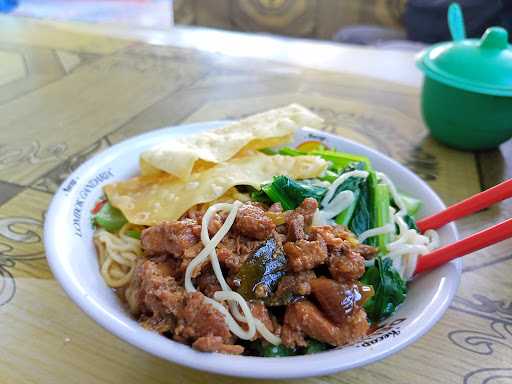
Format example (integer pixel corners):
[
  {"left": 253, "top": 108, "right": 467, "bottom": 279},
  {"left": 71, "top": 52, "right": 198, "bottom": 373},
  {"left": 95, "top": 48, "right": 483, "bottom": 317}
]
[{"left": 414, "top": 179, "right": 512, "bottom": 274}]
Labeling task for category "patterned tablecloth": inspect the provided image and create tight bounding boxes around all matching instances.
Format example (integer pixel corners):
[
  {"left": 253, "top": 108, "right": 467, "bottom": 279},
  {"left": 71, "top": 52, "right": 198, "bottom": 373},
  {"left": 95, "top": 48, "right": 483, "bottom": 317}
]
[{"left": 0, "top": 15, "right": 511, "bottom": 384}]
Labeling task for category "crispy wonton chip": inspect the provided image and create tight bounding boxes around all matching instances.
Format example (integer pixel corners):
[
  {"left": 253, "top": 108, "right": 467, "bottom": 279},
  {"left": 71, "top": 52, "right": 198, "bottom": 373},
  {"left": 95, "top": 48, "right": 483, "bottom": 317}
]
[
  {"left": 140, "top": 104, "right": 324, "bottom": 179},
  {"left": 104, "top": 154, "right": 328, "bottom": 225}
]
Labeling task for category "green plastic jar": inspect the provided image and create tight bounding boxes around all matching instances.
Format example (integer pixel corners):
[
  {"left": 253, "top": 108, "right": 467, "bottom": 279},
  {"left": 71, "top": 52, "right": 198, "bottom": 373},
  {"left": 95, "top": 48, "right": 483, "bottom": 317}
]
[{"left": 416, "top": 5, "right": 512, "bottom": 151}]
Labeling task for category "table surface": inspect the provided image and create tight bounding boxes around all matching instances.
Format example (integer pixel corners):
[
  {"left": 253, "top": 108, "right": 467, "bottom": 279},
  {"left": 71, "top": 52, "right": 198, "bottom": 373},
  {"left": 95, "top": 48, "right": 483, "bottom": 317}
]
[{"left": 0, "top": 15, "right": 511, "bottom": 384}]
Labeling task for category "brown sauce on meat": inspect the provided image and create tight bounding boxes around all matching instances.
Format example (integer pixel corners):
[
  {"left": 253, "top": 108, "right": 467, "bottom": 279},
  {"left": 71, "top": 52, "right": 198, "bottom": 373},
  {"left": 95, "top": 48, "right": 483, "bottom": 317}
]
[{"left": 127, "top": 199, "right": 373, "bottom": 354}]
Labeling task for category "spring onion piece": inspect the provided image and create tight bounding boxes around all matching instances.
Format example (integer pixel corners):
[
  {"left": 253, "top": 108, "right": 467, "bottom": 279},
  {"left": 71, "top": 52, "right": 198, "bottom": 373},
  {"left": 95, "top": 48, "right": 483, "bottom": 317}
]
[{"left": 94, "top": 202, "right": 128, "bottom": 232}]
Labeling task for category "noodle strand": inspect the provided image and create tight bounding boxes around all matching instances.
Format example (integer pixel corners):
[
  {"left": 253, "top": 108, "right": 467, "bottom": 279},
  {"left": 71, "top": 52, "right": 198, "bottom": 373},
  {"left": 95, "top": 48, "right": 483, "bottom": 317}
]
[
  {"left": 184, "top": 201, "right": 281, "bottom": 345},
  {"left": 94, "top": 224, "right": 142, "bottom": 288}
]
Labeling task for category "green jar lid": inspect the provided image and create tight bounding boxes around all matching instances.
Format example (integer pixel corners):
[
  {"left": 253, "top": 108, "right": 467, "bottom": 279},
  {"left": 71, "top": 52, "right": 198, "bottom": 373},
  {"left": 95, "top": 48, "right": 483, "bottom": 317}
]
[{"left": 416, "top": 26, "right": 512, "bottom": 97}]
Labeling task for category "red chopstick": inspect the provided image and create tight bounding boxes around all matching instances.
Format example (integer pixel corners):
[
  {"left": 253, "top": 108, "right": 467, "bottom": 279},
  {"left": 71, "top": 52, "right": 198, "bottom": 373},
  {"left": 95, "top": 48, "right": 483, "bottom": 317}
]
[
  {"left": 416, "top": 179, "right": 512, "bottom": 232},
  {"left": 415, "top": 218, "right": 512, "bottom": 274},
  {"left": 413, "top": 178, "right": 512, "bottom": 275}
]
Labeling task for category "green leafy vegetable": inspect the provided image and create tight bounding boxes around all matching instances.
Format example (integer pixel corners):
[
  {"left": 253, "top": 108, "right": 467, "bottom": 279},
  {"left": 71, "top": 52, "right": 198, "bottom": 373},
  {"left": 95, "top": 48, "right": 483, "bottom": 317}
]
[
  {"left": 373, "top": 183, "right": 391, "bottom": 252},
  {"left": 403, "top": 214, "right": 418, "bottom": 231},
  {"left": 262, "top": 344, "right": 296, "bottom": 357},
  {"left": 261, "top": 175, "right": 327, "bottom": 211},
  {"left": 347, "top": 180, "right": 371, "bottom": 238},
  {"left": 303, "top": 161, "right": 364, "bottom": 227},
  {"left": 277, "top": 147, "right": 305, "bottom": 157},
  {"left": 94, "top": 202, "right": 128, "bottom": 232},
  {"left": 126, "top": 230, "right": 141, "bottom": 240},
  {"left": 361, "top": 257, "right": 407, "bottom": 323},
  {"left": 335, "top": 198, "right": 358, "bottom": 227},
  {"left": 318, "top": 169, "right": 338, "bottom": 183},
  {"left": 340, "top": 166, "right": 376, "bottom": 239},
  {"left": 398, "top": 192, "right": 422, "bottom": 217},
  {"left": 275, "top": 146, "right": 371, "bottom": 173},
  {"left": 236, "top": 238, "right": 287, "bottom": 300},
  {"left": 309, "top": 149, "right": 371, "bottom": 172},
  {"left": 295, "top": 179, "right": 329, "bottom": 189},
  {"left": 305, "top": 339, "right": 329, "bottom": 354},
  {"left": 330, "top": 162, "right": 365, "bottom": 197},
  {"left": 250, "top": 189, "right": 273, "bottom": 205},
  {"left": 235, "top": 185, "right": 273, "bottom": 204},
  {"left": 258, "top": 147, "right": 278, "bottom": 155},
  {"left": 90, "top": 214, "right": 97, "bottom": 229}
]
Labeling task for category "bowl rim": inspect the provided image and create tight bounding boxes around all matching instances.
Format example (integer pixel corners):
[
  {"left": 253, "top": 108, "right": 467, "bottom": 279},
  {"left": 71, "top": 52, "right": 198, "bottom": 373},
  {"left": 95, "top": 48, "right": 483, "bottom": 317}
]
[{"left": 44, "top": 121, "right": 461, "bottom": 379}]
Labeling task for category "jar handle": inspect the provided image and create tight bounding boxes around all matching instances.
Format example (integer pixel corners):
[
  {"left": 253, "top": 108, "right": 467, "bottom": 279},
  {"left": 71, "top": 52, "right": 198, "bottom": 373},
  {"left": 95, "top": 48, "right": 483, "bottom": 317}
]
[
  {"left": 448, "top": 3, "right": 466, "bottom": 42},
  {"left": 480, "top": 27, "right": 509, "bottom": 50}
]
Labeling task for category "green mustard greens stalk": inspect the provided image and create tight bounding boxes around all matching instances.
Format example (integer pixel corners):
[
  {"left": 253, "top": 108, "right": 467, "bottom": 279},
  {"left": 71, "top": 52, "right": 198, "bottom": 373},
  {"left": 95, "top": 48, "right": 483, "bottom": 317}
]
[{"left": 373, "top": 183, "right": 391, "bottom": 253}]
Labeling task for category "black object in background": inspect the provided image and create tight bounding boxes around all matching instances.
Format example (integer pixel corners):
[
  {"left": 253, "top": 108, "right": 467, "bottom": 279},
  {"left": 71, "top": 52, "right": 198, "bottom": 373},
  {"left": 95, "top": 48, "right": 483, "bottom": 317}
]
[{"left": 405, "top": 0, "right": 511, "bottom": 43}]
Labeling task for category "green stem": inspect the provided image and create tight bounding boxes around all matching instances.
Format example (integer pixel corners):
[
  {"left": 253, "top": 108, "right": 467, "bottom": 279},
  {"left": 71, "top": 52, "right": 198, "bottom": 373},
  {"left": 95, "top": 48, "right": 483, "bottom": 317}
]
[
  {"left": 309, "top": 149, "right": 371, "bottom": 172},
  {"left": 335, "top": 189, "right": 360, "bottom": 226},
  {"left": 374, "top": 183, "right": 391, "bottom": 253}
]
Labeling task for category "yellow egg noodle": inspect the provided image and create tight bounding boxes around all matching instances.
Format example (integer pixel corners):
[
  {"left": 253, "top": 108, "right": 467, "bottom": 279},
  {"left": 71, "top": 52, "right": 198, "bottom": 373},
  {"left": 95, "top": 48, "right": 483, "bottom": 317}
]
[
  {"left": 361, "top": 172, "right": 439, "bottom": 280},
  {"left": 184, "top": 201, "right": 281, "bottom": 344},
  {"left": 94, "top": 223, "right": 142, "bottom": 288}
]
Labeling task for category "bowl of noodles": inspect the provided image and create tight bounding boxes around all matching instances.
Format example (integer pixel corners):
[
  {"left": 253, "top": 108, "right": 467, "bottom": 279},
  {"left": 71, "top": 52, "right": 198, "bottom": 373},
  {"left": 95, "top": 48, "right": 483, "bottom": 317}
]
[{"left": 44, "top": 105, "right": 461, "bottom": 378}]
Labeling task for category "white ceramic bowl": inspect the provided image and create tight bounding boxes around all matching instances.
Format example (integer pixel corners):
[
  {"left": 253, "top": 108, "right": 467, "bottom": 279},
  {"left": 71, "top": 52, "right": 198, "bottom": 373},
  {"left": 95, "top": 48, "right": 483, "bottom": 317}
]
[{"left": 44, "top": 122, "right": 461, "bottom": 379}]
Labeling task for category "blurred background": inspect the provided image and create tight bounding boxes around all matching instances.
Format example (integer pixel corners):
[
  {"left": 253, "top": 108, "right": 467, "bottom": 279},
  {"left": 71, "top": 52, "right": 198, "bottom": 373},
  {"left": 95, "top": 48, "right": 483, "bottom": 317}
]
[{"left": 1, "top": 0, "right": 511, "bottom": 50}]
